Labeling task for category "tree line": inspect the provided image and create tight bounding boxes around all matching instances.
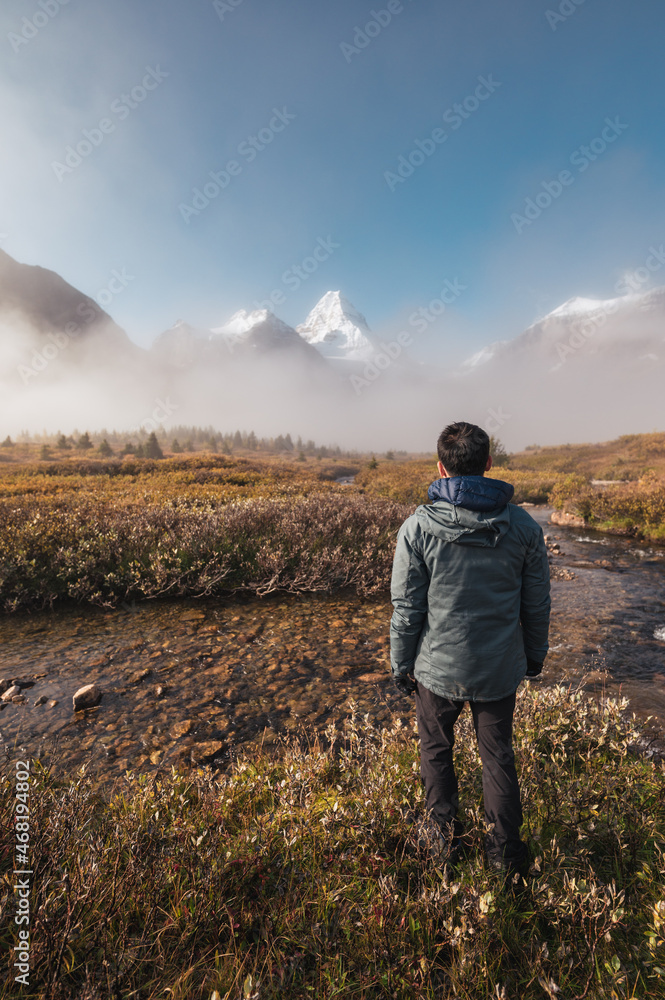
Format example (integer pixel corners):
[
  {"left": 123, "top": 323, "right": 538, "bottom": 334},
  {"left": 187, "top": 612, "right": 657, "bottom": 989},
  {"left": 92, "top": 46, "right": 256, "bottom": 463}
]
[{"left": 1, "top": 427, "right": 365, "bottom": 461}]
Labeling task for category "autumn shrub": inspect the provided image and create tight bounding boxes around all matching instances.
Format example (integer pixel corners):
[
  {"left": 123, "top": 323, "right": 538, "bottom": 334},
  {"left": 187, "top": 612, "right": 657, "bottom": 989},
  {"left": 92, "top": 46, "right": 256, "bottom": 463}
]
[
  {"left": 0, "top": 494, "right": 410, "bottom": 612},
  {"left": 550, "top": 472, "right": 665, "bottom": 540}
]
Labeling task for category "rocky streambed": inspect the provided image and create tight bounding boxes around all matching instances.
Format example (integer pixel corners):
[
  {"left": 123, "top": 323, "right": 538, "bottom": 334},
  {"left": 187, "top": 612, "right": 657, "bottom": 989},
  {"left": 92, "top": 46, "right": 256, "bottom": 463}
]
[{"left": 1, "top": 506, "right": 664, "bottom": 799}]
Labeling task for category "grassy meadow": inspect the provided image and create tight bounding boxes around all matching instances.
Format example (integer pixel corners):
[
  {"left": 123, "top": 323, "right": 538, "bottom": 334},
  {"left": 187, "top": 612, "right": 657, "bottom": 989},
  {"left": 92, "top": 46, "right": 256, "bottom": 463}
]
[
  {"left": 1, "top": 429, "right": 665, "bottom": 611},
  {"left": 1, "top": 687, "right": 664, "bottom": 998}
]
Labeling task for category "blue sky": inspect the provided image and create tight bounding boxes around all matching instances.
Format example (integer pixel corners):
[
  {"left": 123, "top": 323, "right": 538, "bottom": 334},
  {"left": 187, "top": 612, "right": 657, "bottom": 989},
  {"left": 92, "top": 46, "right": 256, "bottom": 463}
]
[{"left": 1, "top": 0, "right": 664, "bottom": 357}]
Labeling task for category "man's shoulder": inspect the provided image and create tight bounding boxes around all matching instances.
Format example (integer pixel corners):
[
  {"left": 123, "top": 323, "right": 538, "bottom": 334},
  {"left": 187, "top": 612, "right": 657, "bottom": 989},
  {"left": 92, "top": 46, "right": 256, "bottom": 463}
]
[
  {"left": 398, "top": 508, "right": 425, "bottom": 537},
  {"left": 507, "top": 503, "right": 544, "bottom": 538}
]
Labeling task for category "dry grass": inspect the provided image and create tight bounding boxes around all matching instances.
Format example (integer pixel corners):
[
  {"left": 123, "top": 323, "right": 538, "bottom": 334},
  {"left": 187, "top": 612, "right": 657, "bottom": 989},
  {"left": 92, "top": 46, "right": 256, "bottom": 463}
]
[
  {"left": 2, "top": 439, "right": 664, "bottom": 613},
  {"left": 550, "top": 473, "right": 665, "bottom": 542},
  {"left": 1, "top": 686, "right": 663, "bottom": 998},
  {"left": 509, "top": 432, "right": 665, "bottom": 482},
  {"left": 0, "top": 490, "right": 410, "bottom": 612},
  {"left": 356, "top": 459, "right": 564, "bottom": 506}
]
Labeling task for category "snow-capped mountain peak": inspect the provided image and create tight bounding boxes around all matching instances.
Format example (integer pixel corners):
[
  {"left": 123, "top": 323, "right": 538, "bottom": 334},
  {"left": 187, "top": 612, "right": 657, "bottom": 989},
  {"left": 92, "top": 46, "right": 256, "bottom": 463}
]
[
  {"left": 212, "top": 307, "right": 295, "bottom": 341},
  {"left": 297, "top": 291, "right": 375, "bottom": 359},
  {"left": 547, "top": 295, "right": 608, "bottom": 318}
]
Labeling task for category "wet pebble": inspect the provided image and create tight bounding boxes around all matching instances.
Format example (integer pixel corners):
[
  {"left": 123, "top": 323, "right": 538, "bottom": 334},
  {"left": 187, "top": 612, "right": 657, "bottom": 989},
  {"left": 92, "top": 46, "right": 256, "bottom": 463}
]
[
  {"left": 73, "top": 684, "right": 103, "bottom": 711},
  {"left": 86, "top": 655, "right": 109, "bottom": 669},
  {"left": 191, "top": 741, "right": 225, "bottom": 763},
  {"left": 181, "top": 611, "right": 206, "bottom": 622},
  {"left": 126, "top": 668, "right": 152, "bottom": 685},
  {"left": 172, "top": 719, "right": 196, "bottom": 739}
]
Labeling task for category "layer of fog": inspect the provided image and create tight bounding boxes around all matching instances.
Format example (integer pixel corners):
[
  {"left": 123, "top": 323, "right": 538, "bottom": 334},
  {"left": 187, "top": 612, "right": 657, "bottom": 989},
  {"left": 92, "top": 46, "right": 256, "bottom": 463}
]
[{"left": 1, "top": 289, "right": 664, "bottom": 452}]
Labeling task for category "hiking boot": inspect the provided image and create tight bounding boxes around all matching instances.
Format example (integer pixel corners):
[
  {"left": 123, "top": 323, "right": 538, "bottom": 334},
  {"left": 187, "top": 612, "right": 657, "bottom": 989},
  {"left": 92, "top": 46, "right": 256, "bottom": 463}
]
[
  {"left": 487, "top": 849, "right": 530, "bottom": 897},
  {"left": 416, "top": 817, "right": 470, "bottom": 867}
]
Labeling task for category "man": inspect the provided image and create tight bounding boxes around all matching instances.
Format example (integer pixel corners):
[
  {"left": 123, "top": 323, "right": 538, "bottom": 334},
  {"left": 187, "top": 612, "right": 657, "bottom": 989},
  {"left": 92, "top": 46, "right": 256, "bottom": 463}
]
[{"left": 390, "top": 421, "right": 551, "bottom": 876}]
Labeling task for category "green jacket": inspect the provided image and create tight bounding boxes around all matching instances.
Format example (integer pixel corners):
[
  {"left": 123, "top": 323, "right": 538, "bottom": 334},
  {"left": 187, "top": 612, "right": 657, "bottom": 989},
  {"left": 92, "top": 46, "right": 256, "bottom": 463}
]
[{"left": 390, "top": 475, "right": 551, "bottom": 701}]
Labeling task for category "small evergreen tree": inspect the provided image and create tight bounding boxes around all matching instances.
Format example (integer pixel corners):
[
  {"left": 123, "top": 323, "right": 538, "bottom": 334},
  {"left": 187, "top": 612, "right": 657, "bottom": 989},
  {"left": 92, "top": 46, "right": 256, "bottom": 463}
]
[
  {"left": 77, "top": 432, "right": 93, "bottom": 451},
  {"left": 99, "top": 438, "right": 113, "bottom": 457},
  {"left": 367, "top": 455, "right": 378, "bottom": 470},
  {"left": 1, "top": 436, "right": 13, "bottom": 447},
  {"left": 171, "top": 439, "right": 182, "bottom": 453},
  {"left": 135, "top": 443, "right": 145, "bottom": 458},
  {"left": 145, "top": 432, "right": 164, "bottom": 459},
  {"left": 122, "top": 442, "right": 135, "bottom": 455},
  {"left": 40, "top": 444, "right": 51, "bottom": 460},
  {"left": 56, "top": 434, "right": 71, "bottom": 449},
  {"left": 488, "top": 435, "right": 510, "bottom": 467}
]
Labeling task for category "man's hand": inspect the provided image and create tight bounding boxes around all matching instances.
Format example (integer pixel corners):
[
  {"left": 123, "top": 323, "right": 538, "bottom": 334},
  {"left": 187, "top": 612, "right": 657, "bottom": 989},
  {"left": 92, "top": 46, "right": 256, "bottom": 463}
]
[
  {"left": 393, "top": 673, "right": 417, "bottom": 696},
  {"left": 525, "top": 658, "right": 543, "bottom": 678}
]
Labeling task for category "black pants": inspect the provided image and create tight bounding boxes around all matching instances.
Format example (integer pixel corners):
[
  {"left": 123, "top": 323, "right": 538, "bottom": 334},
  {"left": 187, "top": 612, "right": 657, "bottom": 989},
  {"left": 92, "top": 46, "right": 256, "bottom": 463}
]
[{"left": 415, "top": 682, "right": 525, "bottom": 864}]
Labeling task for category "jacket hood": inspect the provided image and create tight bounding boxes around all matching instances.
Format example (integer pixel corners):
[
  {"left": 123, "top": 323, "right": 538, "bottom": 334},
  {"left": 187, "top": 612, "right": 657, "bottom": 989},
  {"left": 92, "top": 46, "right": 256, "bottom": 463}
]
[
  {"left": 427, "top": 475, "right": 514, "bottom": 510},
  {"left": 417, "top": 476, "right": 514, "bottom": 547}
]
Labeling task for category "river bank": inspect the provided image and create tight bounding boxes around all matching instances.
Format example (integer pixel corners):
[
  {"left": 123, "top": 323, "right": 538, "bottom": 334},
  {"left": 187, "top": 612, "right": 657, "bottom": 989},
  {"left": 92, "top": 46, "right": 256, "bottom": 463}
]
[{"left": 1, "top": 507, "right": 664, "bottom": 801}]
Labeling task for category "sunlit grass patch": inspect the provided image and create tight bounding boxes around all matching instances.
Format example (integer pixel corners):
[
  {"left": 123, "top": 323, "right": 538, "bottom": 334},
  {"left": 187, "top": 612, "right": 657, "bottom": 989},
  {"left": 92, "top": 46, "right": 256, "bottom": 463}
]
[{"left": 550, "top": 472, "right": 665, "bottom": 542}]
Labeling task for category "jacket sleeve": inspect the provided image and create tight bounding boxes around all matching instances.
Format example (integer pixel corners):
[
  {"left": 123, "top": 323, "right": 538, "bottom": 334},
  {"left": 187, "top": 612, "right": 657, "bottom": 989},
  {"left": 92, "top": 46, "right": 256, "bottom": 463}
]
[
  {"left": 520, "top": 526, "right": 551, "bottom": 661},
  {"left": 390, "top": 519, "right": 430, "bottom": 677}
]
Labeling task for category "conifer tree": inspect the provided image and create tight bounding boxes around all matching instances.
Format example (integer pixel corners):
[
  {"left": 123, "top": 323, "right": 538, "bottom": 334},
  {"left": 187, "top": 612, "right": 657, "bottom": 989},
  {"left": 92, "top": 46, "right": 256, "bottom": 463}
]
[{"left": 145, "top": 432, "right": 164, "bottom": 459}]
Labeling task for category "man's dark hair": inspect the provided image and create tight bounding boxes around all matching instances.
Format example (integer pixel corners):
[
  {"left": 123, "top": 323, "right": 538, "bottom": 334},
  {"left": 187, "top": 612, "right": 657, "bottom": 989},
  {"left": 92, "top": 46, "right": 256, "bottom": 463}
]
[{"left": 437, "top": 421, "right": 490, "bottom": 476}]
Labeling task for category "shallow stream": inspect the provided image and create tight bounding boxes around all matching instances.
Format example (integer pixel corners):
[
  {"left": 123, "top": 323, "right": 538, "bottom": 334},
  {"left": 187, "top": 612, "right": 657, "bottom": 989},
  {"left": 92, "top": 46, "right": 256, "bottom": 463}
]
[{"left": 1, "top": 507, "right": 663, "bottom": 799}]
